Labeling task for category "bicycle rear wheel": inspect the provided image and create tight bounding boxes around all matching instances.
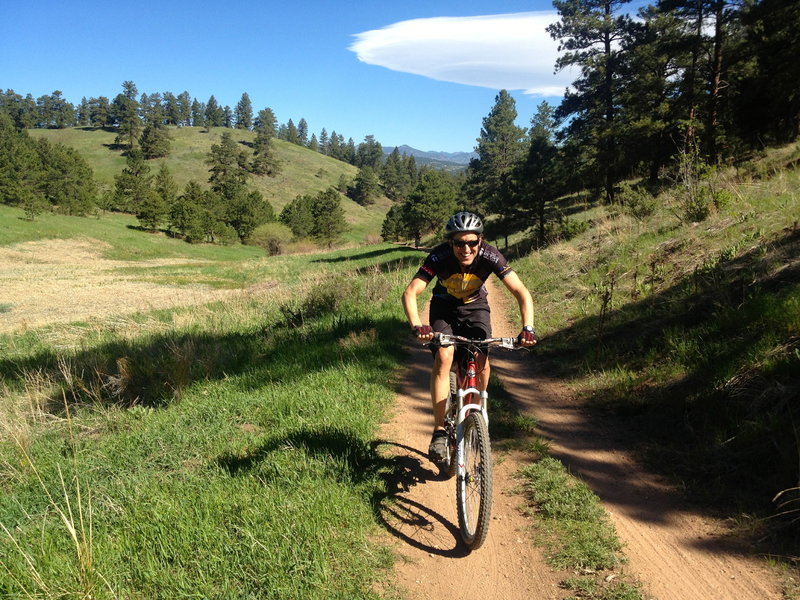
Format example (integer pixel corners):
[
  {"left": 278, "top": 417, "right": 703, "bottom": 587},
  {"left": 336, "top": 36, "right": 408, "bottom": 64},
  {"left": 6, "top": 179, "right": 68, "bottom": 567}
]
[{"left": 456, "top": 411, "right": 493, "bottom": 550}]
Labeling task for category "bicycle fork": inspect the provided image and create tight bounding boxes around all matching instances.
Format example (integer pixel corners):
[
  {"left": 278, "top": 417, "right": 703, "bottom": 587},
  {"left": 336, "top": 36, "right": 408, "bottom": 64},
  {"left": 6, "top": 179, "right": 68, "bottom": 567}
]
[{"left": 455, "top": 357, "right": 489, "bottom": 471}]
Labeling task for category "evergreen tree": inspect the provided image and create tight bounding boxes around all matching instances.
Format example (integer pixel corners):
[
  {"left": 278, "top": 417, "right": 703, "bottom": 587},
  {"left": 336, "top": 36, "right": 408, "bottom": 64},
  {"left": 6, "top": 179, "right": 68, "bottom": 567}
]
[
  {"left": 328, "top": 130, "right": 341, "bottom": 159},
  {"left": 137, "top": 188, "right": 168, "bottom": 230},
  {"left": 205, "top": 95, "right": 223, "bottom": 127},
  {"left": 163, "top": 91, "right": 180, "bottom": 125},
  {"left": 35, "top": 139, "right": 96, "bottom": 214},
  {"left": 235, "top": 92, "right": 253, "bottom": 129},
  {"left": 308, "top": 133, "right": 319, "bottom": 152},
  {"left": 254, "top": 108, "right": 276, "bottom": 136},
  {"left": 154, "top": 162, "right": 178, "bottom": 207},
  {"left": 381, "top": 147, "right": 411, "bottom": 201},
  {"left": 735, "top": 0, "right": 799, "bottom": 144},
  {"left": 177, "top": 91, "right": 192, "bottom": 126},
  {"left": 89, "top": 96, "right": 111, "bottom": 128},
  {"left": 169, "top": 180, "right": 206, "bottom": 241},
  {"left": 78, "top": 97, "right": 90, "bottom": 126},
  {"left": 311, "top": 188, "right": 346, "bottom": 247},
  {"left": 139, "top": 123, "right": 171, "bottom": 159},
  {"left": 355, "top": 135, "right": 384, "bottom": 169},
  {"left": 226, "top": 189, "right": 274, "bottom": 241},
  {"left": 318, "top": 128, "right": 329, "bottom": 154},
  {"left": 223, "top": 105, "right": 233, "bottom": 128},
  {"left": 345, "top": 137, "right": 357, "bottom": 165},
  {"left": 251, "top": 109, "right": 280, "bottom": 176},
  {"left": 191, "top": 98, "right": 205, "bottom": 128},
  {"left": 404, "top": 169, "right": 460, "bottom": 243},
  {"left": 351, "top": 166, "right": 381, "bottom": 205},
  {"left": 297, "top": 118, "right": 309, "bottom": 145},
  {"left": 280, "top": 194, "right": 316, "bottom": 238},
  {"left": 520, "top": 101, "right": 561, "bottom": 245},
  {"left": 111, "top": 81, "right": 141, "bottom": 148},
  {"left": 548, "top": 0, "right": 635, "bottom": 203},
  {"left": 113, "top": 148, "right": 151, "bottom": 212},
  {"left": 285, "top": 119, "right": 299, "bottom": 144},
  {"left": 207, "top": 131, "right": 249, "bottom": 199},
  {"left": 381, "top": 202, "right": 412, "bottom": 242},
  {"left": 466, "top": 90, "right": 526, "bottom": 215}
]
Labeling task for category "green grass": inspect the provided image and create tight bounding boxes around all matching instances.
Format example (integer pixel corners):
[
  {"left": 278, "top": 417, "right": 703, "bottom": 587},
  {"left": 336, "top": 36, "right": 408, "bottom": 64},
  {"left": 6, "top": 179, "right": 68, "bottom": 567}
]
[
  {"left": 517, "top": 457, "right": 643, "bottom": 600},
  {"left": 512, "top": 144, "right": 800, "bottom": 557},
  {"left": 28, "top": 126, "right": 391, "bottom": 243},
  {"left": 0, "top": 249, "right": 418, "bottom": 598}
]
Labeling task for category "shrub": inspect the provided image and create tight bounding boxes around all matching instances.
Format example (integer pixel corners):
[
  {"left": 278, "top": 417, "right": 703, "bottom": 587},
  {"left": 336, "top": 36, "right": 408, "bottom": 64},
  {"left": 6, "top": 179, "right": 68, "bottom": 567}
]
[{"left": 249, "top": 222, "right": 293, "bottom": 256}]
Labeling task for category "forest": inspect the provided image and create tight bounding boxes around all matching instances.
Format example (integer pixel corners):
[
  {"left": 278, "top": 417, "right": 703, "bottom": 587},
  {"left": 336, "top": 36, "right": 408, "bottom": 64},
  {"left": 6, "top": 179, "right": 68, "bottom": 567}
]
[{"left": 1, "top": 0, "right": 798, "bottom": 250}]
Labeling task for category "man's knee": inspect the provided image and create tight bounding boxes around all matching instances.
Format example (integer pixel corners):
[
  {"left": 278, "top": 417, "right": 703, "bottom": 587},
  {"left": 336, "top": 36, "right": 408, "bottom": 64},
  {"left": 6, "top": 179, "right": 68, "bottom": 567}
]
[{"left": 434, "top": 346, "right": 454, "bottom": 373}]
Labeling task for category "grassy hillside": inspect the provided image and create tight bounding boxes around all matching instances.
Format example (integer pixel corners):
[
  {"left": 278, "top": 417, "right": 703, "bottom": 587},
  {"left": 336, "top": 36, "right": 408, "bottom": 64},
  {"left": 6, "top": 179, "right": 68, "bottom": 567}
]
[
  {"left": 509, "top": 143, "right": 800, "bottom": 552},
  {"left": 29, "top": 126, "right": 392, "bottom": 243}
]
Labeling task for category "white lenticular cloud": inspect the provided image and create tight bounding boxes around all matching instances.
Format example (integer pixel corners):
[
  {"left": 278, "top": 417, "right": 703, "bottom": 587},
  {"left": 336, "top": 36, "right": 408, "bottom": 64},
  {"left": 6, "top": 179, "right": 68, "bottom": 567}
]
[{"left": 349, "top": 12, "right": 571, "bottom": 97}]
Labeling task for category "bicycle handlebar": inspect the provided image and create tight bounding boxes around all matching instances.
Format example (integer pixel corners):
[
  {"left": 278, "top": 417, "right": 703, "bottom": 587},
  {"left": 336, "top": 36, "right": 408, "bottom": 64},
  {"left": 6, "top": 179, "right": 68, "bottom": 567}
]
[{"left": 428, "top": 332, "right": 521, "bottom": 350}]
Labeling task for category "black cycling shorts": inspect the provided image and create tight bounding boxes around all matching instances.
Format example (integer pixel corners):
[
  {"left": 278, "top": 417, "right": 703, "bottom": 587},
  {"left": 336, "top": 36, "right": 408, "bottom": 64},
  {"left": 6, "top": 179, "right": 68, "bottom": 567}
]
[{"left": 429, "top": 299, "right": 492, "bottom": 355}]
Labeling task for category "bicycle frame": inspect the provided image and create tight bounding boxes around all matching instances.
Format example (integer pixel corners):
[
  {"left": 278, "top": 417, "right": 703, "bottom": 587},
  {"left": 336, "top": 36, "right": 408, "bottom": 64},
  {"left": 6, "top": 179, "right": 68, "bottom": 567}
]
[
  {"left": 435, "top": 333, "right": 517, "bottom": 465},
  {"left": 431, "top": 332, "right": 519, "bottom": 549}
]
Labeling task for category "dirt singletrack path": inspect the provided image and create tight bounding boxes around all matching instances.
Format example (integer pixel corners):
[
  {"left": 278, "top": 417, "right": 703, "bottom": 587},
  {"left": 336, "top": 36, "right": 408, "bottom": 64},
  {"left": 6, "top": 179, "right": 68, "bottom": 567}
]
[{"left": 379, "top": 277, "right": 783, "bottom": 600}]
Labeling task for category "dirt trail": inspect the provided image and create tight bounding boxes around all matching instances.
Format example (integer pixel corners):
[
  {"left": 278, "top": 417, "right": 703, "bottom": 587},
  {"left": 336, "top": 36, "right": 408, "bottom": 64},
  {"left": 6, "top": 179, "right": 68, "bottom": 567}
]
[{"left": 380, "top": 278, "right": 782, "bottom": 600}]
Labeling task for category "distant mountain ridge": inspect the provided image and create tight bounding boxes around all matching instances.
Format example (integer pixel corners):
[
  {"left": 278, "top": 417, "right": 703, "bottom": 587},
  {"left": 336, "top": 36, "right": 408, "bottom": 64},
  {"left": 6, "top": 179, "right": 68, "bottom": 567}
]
[{"left": 382, "top": 145, "right": 477, "bottom": 169}]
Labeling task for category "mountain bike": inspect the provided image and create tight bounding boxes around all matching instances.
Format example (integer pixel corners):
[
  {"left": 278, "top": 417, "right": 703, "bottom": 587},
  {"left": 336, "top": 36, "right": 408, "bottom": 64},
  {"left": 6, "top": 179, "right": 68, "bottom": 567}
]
[{"left": 427, "top": 332, "right": 521, "bottom": 551}]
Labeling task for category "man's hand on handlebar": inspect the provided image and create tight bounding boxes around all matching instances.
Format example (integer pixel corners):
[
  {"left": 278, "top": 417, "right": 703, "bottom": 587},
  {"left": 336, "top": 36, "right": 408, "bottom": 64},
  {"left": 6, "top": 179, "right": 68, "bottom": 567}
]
[
  {"left": 412, "top": 324, "right": 434, "bottom": 341},
  {"left": 517, "top": 326, "right": 537, "bottom": 347}
]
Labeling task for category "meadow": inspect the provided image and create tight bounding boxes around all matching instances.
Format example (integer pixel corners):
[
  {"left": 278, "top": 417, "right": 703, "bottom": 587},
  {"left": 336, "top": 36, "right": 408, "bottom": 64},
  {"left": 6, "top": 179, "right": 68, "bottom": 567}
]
[{"left": 2, "top": 141, "right": 798, "bottom": 598}]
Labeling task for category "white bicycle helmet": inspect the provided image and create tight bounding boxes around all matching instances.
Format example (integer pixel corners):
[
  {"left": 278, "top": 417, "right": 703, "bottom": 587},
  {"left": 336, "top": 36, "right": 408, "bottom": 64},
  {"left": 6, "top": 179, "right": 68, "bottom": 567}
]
[{"left": 445, "top": 211, "right": 483, "bottom": 237}]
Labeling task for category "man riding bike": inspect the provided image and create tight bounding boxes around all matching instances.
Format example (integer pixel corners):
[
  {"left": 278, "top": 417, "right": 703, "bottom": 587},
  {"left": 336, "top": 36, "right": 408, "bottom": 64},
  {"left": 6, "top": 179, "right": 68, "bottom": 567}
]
[{"left": 402, "top": 211, "right": 537, "bottom": 462}]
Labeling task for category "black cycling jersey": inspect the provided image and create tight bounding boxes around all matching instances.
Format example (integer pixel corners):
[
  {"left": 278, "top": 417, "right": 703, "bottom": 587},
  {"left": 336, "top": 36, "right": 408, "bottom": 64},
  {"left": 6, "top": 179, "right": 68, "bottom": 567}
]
[{"left": 414, "top": 241, "right": 513, "bottom": 305}]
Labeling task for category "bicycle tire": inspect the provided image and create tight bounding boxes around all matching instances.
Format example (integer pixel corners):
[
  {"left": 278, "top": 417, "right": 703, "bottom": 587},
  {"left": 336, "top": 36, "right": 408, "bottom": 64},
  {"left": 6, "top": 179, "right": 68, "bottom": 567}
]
[{"left": 456, "top": 411, "right": 493, "bottom": 550}]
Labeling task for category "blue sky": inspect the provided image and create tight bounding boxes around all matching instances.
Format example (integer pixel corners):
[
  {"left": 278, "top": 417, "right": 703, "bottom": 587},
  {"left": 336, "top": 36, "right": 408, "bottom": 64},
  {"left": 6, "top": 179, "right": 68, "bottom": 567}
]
[{"left": 1, "top": 1, "right": 574, "bottom": 153}]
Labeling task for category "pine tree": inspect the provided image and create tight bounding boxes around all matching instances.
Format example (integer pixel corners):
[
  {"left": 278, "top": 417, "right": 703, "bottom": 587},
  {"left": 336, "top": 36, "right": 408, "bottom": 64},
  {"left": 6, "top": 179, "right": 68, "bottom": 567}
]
[
  {"left": 191, "top": 99, "right": 205, "bottom": 127},
  {"left": 113, "top": 148, "right": 151, "bottom": 212},
  {"left": 207, "top": 131, "right": 249, "bottom": 199},
  {"left": 139, "top": 123, "right": 171, "bottom": 159},
  {"left": 381, "top": 147, "right": 412, "bottom": 201},
  {"left": 235, "top": 92, "right": 253, "bottom": 129},
  {"left": 520, "top": 101, "right": 561, "bottom": 245},
  {"left": 251, "top": 108, "right": 280, "bottom": 176},
  {"left": 206, "top": 95, "right": 223, "bottom": 127},
  {"left": 548, "top": 0, "right": 635, "bottom": 203},
  {"left": 466, "top": 90, "right": 526, "bottom": 215},
  {"left": 177, "top": 91, "right": 191, "bottom": 126},
  {"left": 311, "top": 188, "right": 346, "bottom": 247},
  {"left": 297, "top": 118, "right": 308, "bottom": 145},
  {"left": 355, "top": 135, "right": 383, "bottom": 169},
  {"left": 112, "top": 81, "right": 141, "bottom": 148},
  {"left": 404, "top": 170, "right": 459, "bottom": 244},
  {"left": 351, "top": 166, "right": 381, "bottom": 205}
]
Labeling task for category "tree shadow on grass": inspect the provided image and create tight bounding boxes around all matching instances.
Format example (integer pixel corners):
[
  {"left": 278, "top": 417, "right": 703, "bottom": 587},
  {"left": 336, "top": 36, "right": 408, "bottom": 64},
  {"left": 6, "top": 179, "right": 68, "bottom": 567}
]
[
  {"left": 533, "top": 226, "right": 800, "bottom": 549},
  {"left": 216, "top": 427, "right": 469, "bottom": 557},
  {"left": 0, "top": 311, "right": 409, "bottom": 414},
  {"left": 312, "top": 245, "right": 420, "bottom": 264}
]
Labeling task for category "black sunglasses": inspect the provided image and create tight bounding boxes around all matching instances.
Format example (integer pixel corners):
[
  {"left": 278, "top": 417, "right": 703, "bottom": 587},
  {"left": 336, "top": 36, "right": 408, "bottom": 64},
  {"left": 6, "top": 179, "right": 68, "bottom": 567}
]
[{"left": 451, "top": 239, "right": 480, "bottom": 249}]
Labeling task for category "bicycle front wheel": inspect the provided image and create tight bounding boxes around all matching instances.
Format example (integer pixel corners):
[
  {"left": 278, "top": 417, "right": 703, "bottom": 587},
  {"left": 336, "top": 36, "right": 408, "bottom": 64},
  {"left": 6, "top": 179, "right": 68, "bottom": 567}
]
[{"left": 456, "top": 411, "right": 493, "bottom": 550}]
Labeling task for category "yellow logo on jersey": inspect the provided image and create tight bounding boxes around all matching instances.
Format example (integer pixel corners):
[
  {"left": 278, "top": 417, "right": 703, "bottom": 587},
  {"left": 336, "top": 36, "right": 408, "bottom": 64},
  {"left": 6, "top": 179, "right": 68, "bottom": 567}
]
[{"left": 442, "top": 273, "right": 483, "bottom": 301}]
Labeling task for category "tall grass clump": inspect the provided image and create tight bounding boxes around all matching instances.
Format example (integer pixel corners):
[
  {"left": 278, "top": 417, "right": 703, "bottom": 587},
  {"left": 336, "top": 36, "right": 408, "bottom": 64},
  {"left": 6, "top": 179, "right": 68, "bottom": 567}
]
[
  {"left": 518, "top": 457, "right": 643, "bottom": 600},
  {"left": 1, "top": 247, "right": 419, "bottom": 598}
]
